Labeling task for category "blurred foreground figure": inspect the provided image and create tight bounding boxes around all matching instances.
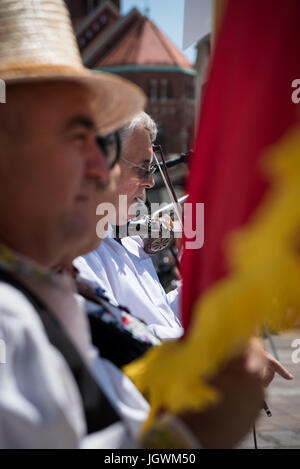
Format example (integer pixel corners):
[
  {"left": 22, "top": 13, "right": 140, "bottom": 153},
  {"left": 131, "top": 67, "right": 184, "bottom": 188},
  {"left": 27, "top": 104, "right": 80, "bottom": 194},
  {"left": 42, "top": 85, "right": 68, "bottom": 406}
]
[{"left": 0, "top": 0, "right": 265, "bottom": 449}]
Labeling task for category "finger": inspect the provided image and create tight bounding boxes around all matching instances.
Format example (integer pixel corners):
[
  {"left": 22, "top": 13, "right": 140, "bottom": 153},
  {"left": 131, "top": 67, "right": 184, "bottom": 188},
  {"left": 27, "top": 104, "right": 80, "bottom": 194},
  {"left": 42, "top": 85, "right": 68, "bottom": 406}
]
[{"left": 271, "top": 360, "right": 294, "bottom": 380}]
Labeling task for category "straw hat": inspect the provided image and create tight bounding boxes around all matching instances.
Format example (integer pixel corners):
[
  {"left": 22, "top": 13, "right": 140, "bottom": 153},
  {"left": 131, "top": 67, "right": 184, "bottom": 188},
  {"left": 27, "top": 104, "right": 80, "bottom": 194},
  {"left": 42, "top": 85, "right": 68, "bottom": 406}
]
[{"left": 0, "top": 0, "right": 146, "bottom": 134}]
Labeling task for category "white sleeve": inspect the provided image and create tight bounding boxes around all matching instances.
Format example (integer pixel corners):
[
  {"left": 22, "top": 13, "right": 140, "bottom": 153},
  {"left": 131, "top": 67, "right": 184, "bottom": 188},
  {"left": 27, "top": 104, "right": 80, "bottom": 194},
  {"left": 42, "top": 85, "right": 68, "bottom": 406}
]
[
  {"left": 81, "top": 422, "right": 137, "bottom": 449},
  {"left": 73, "top": 256, "right": 118, "bottom": 306},
  {"left": 166, "top": 282, "right": 182, "bottom": 324},
  {"left": 0, "top": 284, "right": 86, "bottom": 449},
  {"left": 90, "top": 354, "right": 149, "bottom": 440},
  {"left": 147, "top": 323, "right": 183, "bottom": 340}
]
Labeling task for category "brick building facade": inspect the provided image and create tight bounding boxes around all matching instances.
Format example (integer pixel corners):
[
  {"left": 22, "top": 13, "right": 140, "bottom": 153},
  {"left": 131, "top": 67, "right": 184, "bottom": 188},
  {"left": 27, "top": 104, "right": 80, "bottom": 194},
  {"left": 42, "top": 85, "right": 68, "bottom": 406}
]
[{"left": 65, "top": 0, "right": 196, "bottom": 155}]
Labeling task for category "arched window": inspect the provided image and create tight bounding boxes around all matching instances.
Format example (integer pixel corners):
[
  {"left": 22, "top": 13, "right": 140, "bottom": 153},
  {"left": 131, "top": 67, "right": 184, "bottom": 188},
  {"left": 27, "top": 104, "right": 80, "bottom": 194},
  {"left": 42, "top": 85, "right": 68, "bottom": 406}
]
[
  {"left": 86, "top": 30, "right": 93, "bottom": 40},
  {"left": 160, "top": 79, "right": 167, "bottom": 101},
  {"left": 186, "top": 82, "right": 195, "bottom": 99},
  {"left": 149, "top": 79, "right": 158, "bottom": 101},
  {"left": 93, "top": 22, "right": 100, "bottom": 32}
]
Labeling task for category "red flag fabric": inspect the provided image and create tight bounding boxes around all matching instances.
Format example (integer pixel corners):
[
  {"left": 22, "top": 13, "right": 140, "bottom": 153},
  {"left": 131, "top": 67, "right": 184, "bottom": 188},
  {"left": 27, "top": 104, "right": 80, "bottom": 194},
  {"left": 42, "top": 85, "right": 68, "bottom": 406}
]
[{"left": 182, "top": 0, "right": 300, "bottom": 331}]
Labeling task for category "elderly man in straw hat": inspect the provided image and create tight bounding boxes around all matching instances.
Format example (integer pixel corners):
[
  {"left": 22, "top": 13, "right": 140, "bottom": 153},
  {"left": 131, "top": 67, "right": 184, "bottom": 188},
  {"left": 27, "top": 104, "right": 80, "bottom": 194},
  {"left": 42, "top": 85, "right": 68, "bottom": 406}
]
[
  {"left": 0, "top": 0, "right": 146, "bottom": 448},
  {"left": 0, "top": 0, "right": 267, "bottom": 450}
]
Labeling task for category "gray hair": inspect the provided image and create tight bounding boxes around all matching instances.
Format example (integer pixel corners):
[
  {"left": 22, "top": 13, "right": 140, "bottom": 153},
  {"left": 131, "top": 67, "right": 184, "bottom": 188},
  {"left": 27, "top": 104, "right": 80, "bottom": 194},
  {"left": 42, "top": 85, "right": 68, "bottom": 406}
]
[{"left": 119, "top": 111, "right": 157, "bottom": 147}]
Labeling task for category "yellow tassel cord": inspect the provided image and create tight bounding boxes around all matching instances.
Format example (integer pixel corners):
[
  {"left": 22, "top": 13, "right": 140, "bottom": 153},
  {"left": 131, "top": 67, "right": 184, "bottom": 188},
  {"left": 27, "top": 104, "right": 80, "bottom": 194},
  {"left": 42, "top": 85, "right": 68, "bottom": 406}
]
[{"left": 124, "top": 127, "right": 300, "bottom": 429}]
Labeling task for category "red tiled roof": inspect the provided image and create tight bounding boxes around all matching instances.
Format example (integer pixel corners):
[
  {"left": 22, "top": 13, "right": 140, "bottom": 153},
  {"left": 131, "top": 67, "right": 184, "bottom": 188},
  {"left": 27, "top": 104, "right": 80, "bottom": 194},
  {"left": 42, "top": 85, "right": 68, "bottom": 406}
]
[{"left": 98, "top": 16, "right": 192, "bottom": 68}]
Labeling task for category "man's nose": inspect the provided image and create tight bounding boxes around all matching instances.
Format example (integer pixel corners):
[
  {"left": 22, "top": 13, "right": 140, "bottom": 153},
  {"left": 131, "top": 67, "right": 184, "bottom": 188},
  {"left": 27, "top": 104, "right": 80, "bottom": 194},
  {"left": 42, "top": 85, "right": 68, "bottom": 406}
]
[{"left": 141, "top": 174, "right": 155, "bottom": 189}]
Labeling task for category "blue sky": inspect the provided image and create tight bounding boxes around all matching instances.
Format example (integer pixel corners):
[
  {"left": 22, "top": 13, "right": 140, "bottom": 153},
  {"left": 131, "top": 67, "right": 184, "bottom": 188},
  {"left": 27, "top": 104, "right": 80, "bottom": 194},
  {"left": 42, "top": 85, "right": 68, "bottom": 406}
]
[{"left": 120, "top": 0, "right": 198, "bottom": 64}]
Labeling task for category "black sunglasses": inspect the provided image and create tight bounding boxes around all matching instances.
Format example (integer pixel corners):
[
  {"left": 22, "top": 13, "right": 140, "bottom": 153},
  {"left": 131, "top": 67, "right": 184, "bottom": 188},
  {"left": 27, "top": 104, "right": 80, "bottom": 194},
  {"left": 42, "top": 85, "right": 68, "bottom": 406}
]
[{"left": 96, "top": 131, "right": 121, "bottom": 169}]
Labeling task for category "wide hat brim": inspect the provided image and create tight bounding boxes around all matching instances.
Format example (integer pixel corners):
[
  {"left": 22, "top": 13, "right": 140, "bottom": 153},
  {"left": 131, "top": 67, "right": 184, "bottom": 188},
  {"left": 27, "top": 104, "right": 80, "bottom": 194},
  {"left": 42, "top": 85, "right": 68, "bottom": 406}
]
[{"left": 1, "top": 64, "right": 146, "bottom": 135}]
